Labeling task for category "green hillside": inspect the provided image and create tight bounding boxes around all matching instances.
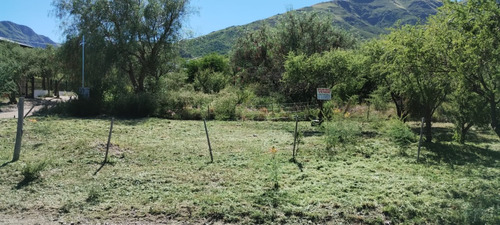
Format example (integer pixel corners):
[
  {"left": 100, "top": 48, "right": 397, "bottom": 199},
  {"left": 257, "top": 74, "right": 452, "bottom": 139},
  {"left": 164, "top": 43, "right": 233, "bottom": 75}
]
[{"left": 180, "top": 0, "right": 443, "bottom": 58}]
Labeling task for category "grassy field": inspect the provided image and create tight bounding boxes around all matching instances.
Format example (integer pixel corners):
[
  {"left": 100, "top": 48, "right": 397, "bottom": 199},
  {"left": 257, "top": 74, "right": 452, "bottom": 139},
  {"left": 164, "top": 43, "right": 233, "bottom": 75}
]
[{"left": 0, "top": 116, "right": 499, "bottom": 224}]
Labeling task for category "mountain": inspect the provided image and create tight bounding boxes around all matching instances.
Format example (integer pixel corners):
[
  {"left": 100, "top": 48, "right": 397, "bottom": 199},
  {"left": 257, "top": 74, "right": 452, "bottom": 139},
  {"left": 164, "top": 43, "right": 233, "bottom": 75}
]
[
  {"left": 180, "top": 0, "right": 443, "bottom": 58},
  {"left": 0, "top": 21, "right": 57, "bottom": 48}
]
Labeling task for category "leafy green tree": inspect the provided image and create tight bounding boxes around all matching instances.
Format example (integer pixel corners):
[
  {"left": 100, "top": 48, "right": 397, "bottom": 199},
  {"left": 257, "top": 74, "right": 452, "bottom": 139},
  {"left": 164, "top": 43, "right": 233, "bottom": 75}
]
[
  {"left": 0, "top": 42, "right": 37, "bottom": 103},
  {"left": 282, "top": 50, "right": 365, "bottom": 102},
  {"left": 0, "top": 42, "right": 21, "bottom": 103},
  {"left": 184, "top": 53, "right": 231, "bottom": 93},
  {"left": 53, "top": 0, "right": 191, "bottom": 94},
  {"left": 230, "top": 11, "right": 356, "bottom": 96},
  {"left": 442, "top": 83, "right": 489, "bottom": 144},
  {"left": 230, "top": 24, "right": 277, "bottom": 93},
  {"left": 185, "top": 53, "right": 230, "bottom": 82},
  {"left": 440, "top": 0, "right": 500, "bottom": 138},
  {"left": 368, "top": 23, "right": 452, "bottom": 142}
]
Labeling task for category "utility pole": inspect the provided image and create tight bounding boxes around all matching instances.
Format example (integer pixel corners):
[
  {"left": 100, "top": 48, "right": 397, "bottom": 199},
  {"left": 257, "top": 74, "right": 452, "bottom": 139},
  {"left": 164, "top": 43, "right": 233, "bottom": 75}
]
[{"left": 81, "top": 35, "right": 85, "bottom": 88}]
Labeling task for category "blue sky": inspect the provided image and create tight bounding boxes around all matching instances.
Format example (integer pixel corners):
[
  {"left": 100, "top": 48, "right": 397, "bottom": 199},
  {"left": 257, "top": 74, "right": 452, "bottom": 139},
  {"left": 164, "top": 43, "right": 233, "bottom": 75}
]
[{"left": 0, "top": 0, "right": 327, "bottom": 43}]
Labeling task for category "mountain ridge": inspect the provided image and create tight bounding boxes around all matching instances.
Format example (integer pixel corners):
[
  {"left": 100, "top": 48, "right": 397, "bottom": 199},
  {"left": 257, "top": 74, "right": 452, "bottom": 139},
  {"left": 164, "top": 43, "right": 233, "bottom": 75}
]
[
  {"left": 0, "top": 21, "right": 57, "bottom": 48},
  {"left": 180, "top": 0, "right": 443, "bottom": 58}
]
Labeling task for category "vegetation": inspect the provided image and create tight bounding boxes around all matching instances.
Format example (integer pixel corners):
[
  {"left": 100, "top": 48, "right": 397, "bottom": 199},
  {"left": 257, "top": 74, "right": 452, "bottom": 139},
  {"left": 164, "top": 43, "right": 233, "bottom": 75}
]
[
  {"left": 2, "top": 1, "right": 500, "bottom": 223},
  {"left": 1, "top": 116, "right": 499, "bottom": 224},
  {"left": 180, "top": 0, "right": 443, "bottom": 58}
]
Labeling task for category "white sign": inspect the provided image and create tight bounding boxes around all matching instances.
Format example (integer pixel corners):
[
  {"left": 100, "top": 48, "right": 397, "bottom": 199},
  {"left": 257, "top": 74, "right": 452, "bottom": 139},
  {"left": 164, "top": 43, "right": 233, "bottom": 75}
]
[{"left": 317, "top": 88, "right": 331, "bottom": 100}]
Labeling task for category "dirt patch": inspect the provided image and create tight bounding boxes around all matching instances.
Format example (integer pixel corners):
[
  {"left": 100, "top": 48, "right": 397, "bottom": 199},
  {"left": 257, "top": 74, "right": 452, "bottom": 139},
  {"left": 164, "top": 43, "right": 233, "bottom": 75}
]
[
  {"left": 0, "top": 97, "right": 70, "bottom": 119},
  {"left": 95, "top": 142, "right": 131, "bottom": 158}
]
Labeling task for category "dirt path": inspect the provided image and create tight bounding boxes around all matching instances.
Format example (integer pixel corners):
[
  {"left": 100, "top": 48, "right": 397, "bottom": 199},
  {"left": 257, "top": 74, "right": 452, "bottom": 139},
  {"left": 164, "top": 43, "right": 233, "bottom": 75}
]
[{"left": 0, "top": 97, "right": 70, "bottom": 119}]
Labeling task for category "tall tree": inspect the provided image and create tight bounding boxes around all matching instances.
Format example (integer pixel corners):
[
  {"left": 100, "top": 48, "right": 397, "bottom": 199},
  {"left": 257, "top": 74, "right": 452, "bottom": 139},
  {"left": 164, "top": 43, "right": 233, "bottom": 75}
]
[
  {"left": 282, "top": 50, "right": 365, "bottom": 102},
  {"left": 441, "top": 0, "right": 500, "bottom": 138},
  {"left": 53, "top": 0, "right": 190, "bottom": 94},
  {"left": 230, "top": 11, "right": 356, "bottom": 95},
  {"left": 368, "top": 24, "right": 452, "bottom": 142}
]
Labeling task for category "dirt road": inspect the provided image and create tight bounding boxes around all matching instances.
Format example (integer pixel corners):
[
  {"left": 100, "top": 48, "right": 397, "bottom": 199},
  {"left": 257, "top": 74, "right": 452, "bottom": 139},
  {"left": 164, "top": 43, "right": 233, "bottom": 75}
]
[{"left": 0, "top": 97, "right": 70, "bottom": 119}]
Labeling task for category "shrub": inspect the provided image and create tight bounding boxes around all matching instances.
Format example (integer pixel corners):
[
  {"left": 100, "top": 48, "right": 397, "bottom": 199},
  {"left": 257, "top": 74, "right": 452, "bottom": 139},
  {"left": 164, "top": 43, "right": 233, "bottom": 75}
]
[
  {"left": 384, "top": 119, "right": 415, "bottom": 147},
  {"left": 21, "top": 161, "right": 47, "bottom": 184},
  {"left": 66, "top": 98, "right": 103, "bottom": 117},
  {"left": 194, "top": 69, "right": 230, "bottom": 94},
  {"left": 213, "top": 93, "right": 238, "bottom": 120},
  {"left": 109, "top": 92, "right": 158, "bottom": 118}
]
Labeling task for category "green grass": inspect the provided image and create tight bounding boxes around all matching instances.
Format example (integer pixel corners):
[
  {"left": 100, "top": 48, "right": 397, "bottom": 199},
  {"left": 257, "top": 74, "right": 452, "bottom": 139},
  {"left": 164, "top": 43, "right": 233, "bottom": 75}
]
[{"left": 0, "top": 116, "right": 499, "bottom": 224}]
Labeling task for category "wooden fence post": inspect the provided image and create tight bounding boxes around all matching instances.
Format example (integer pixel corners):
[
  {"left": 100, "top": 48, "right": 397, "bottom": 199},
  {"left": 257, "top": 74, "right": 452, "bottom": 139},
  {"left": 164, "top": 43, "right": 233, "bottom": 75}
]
[
  {"left": 104, "top": 117, "right": 114, "bottom": 163},
  {"left": 94, "top": 117, "right": 114, "bottom": 175},
  {"left": 292, "top": 115, "right": 299, "bottom": 160},
  {"left": 204, "top": 119, "right": 213, "bottom": 163},
  {"left": 12, "top": 97, "right": 24, "bottom": 162}
]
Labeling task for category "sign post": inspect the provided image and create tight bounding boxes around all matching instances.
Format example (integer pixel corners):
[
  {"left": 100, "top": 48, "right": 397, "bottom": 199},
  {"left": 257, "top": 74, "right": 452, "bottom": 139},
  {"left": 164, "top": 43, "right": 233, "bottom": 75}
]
[{"left": 316, "top": 88, "right": 331, "bottom": 123}]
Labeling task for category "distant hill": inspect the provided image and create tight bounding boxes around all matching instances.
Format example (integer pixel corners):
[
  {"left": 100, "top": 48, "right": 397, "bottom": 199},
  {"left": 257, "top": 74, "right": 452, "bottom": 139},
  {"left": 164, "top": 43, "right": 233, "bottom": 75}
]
[
  {"left": 180, "top": 0, "right": 443, "bottom": 58},
  {"left": 0, "top": 21, "right": 57, "bottom": 48}
]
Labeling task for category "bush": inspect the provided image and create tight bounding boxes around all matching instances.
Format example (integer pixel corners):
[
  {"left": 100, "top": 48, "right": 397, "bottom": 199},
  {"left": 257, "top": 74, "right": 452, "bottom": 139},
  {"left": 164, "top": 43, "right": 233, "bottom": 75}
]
[
  {"left": 65, "top": 98, "right": 103, "bottom": 117},
  {"left": 384, "top": 119, "right": 415, "bottom": 147},
  {"left": 194, "top": 69, "right": 230, "bottom": 94},
  {"left": 109, "top": 92, "right": 158, "bottom": 118},
  {"left": 21, "top": 161, "right": 47, "bottom": 184},
  {"left": 213, "top": 93, "right": 238, "bottom": 120},
  {"left": 156, "top": 89, "right": 213, "bottom": 119}
]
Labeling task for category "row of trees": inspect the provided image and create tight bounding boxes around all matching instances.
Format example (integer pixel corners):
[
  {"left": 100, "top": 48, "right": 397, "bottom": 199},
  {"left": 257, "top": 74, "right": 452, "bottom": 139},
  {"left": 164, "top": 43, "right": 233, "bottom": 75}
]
[
  {"left": 3, "top": 0, "right": 498, "bottom": 144},
  {"left": 228, "top": 0, "right": 500, "bottom": 143},
  {"left": 0, "top": 43, "right": 61, "bottom": 104}
]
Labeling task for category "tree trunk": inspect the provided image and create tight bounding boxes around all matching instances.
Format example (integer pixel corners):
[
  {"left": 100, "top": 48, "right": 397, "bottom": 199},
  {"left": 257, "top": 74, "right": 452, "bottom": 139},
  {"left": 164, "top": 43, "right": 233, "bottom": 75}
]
[
  {"left": 55, "top": 80, "right": 60, "bottom": 98},
  {"left": 30, "top": 76, "right": 35, "bottom": 98},
  {"left": 489, "top": 98, "right": 500, "bottom": 137},
  {"left": 424, "top": 115, "right": 432, "bottom": 143},
  {"left": 459, "top": 123, "right": 473, "bottom": 144},
  {"left": 8, "top": 92, "right": 17, "bottom": 104}
]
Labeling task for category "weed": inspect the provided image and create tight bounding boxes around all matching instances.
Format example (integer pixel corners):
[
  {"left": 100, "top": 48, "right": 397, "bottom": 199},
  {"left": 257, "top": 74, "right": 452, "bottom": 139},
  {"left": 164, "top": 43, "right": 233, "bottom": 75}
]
[
  {"left": 17, "top": 161, "right": 47, "bottom": 188},
  {"left": 324, "top": 119, "right": 362, "bottom": 150}
]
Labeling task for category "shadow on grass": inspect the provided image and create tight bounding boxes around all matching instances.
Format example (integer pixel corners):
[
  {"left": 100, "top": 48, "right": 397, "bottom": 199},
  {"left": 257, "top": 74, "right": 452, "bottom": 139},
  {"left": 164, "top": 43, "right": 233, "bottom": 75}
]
[
  {"left": 289, "top": 158, "right": 303, "bottom": 172},
  {"left": 412, "top": 126, "right": 498, "bottom": 144},
  {"left": 15, "top": 177, "right": 35, "bottom": 189},
  {"left": 423, "top": 142, "right": 500, "bottom": 168},
  {"left": 0, "top": 161, "right": 11, "bottom": 168}
]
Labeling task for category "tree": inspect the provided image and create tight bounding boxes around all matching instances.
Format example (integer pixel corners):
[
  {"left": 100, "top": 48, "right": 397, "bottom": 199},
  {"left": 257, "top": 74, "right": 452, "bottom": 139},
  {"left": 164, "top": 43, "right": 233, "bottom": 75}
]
[
  {"left": 441, "top": 0, "right": 500, "bottom": 138},
  {"left": 368, "top": 23, "right": 452, "bottom": 142},
  {"left": 442, "top": 83, "right": 490, "bottom": 144},
  {"left": 53, "top": 0, "right": 191, "bottom": 94},
  {"left": 282, "top": 50, "right": 365, "bottom": 103},
  {"left": 230, "top": 11, "right": 356, "bottom": 96},
  {"left": 0, "top": 42, "right": 21, "bottom": 103}
]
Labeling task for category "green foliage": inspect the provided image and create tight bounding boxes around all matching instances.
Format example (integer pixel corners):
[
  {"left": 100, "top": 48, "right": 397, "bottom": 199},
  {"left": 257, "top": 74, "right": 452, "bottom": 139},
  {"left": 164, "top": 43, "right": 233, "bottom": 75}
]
[
  {"left": 368, "top": 86, "right": 391, "bottom": 111},
  {"left": 185, "top": 53, "right": 230, "bottom": 83},
  {"left": 21, "top": 161, "right": 47, "bottom": 184},
  {"left": 441, "top": 84, "right": 490, "bottom": 144},
  {"left": 324, "top": 120, "right": 362, "bottom": 150},
  {"left": 283, "top": 49, "right": 366, "bottom": 102},
  {"left": 193, "top": 70, "right": 230, "bottom": 94},
  {"left": 383, "top": 119, "right": 416, "bottom": 147},
  {"left": 54, "top": 0, "right": 190, "bottom": 94},
  {"left": 109, "top": 92, "right": 158, "bottom": 118},
  {"left": 231, "top": 11, "right": 356, "bottom": 96},
  {"left": 212, "top": 90, "right": 238, "bottom": 120},
  {"left": 440, "top": 0, "right": 500, "bottom": 138}
]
